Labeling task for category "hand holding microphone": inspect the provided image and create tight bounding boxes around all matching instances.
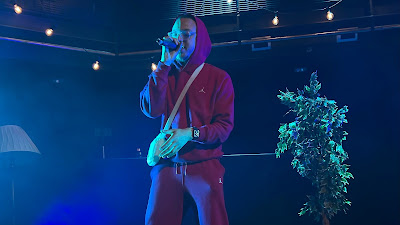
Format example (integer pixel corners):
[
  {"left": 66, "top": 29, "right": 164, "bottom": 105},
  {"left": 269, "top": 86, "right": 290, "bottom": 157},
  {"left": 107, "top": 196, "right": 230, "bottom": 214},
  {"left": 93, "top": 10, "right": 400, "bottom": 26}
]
[
  {"left": 156, "top": 38, "right": 178, "bottom": 49},
  {"left": 157, "top": 36, "right": 183, "bottom": 66}
]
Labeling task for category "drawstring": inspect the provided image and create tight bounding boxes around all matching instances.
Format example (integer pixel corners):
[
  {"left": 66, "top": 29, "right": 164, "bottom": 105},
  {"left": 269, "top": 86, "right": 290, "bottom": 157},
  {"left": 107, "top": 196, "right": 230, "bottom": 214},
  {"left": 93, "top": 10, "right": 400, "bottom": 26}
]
[{"left": 174, "top": 162, "right": 188, "bottom": 185}]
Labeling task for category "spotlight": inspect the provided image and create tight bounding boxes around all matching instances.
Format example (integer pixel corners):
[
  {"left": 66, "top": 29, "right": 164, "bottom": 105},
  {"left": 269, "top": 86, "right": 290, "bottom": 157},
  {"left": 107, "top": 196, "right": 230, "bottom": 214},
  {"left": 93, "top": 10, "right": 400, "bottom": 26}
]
[
  {"left": 45, "top": 28, "right": 54, "bottom": 37},
  {"left": 227, "top": 0, "right": 233, "bottom": 5},
  {"left": 92, "top": 61, "right": 100, "bottom": 71},
  {"left": 327, "top": 10, "right": 334, "bottom": 21},
  {"left": 272, "top": 15, "right": 279, "bottom": 26},
  {"left": 151, "top": 63, "right": 157, "bottom": 71},
  {"left": 14, "top": 4, "right": 22, "bottom": 14}
]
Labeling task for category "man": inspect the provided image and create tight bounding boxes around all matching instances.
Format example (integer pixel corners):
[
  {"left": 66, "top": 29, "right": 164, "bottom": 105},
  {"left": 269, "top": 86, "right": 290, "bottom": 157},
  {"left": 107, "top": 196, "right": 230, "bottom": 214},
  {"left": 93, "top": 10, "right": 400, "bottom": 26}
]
[{"left": 140, "top": 14, "right": 234, "bottom": 225}]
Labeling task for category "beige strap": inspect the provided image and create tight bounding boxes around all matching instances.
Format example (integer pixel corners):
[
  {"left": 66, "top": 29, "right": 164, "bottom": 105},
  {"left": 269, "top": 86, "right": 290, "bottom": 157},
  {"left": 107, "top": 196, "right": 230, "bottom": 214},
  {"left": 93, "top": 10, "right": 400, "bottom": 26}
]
[{"left": 163, "top": 63, "right": 205, "bottom": 131}]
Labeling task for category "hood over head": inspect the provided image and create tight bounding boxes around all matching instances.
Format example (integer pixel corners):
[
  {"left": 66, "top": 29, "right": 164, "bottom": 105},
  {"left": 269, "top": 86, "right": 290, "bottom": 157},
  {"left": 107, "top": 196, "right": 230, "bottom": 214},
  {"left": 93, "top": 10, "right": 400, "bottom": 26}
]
[{"left": 173, "top": 15, "right": 212, "bottom": 74}]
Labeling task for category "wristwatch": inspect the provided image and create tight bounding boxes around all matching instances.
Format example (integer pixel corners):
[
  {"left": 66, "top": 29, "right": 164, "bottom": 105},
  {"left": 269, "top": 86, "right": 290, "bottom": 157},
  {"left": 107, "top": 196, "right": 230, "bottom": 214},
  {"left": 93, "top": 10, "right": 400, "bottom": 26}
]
[{"left": 192, "top": 127, "right": 200, "bottom": 140}]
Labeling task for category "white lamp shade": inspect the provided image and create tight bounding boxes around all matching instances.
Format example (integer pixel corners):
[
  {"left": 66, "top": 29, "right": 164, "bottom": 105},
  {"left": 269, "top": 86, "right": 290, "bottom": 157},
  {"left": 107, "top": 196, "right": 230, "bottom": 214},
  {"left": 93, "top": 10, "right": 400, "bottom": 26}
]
[{"left": 0, "top": 125, "right": 40, "bottom": 166}]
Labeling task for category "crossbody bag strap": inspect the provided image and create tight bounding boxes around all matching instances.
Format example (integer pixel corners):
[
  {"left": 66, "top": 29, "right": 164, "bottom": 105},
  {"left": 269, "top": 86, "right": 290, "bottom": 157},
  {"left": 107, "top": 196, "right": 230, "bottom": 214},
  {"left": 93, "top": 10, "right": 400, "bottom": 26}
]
[{"left": 163, "top": 63, "right": 205, "bottom": 131}]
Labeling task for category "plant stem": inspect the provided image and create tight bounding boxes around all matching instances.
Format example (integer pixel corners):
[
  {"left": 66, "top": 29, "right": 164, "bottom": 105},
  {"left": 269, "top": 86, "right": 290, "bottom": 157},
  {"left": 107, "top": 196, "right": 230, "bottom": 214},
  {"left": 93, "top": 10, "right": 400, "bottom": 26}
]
[{"left": 322, "top": 212, "right": 330, "bottom": 225}]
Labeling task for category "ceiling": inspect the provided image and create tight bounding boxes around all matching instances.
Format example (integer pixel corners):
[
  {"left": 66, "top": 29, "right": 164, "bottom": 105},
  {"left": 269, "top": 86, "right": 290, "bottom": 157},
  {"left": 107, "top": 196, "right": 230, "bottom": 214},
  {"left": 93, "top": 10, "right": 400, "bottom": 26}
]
[{"left": 0, "top": 0, "right": 399, "bottom": 57}]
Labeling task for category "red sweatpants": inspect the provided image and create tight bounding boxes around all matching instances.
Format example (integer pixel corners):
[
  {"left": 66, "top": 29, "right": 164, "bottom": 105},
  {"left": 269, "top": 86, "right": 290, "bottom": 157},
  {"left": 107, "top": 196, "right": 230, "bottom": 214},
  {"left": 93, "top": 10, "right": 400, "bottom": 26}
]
[{"left": 145, "top": 158, "right": 229, "bottom": 225}]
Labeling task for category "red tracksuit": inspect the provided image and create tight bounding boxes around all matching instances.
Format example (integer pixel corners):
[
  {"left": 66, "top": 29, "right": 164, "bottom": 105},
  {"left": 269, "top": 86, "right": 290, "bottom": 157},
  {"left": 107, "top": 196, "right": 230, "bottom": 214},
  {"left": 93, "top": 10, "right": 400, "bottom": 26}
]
[{"left": 140, "top": 15, "right": 234, "bottom": 225}]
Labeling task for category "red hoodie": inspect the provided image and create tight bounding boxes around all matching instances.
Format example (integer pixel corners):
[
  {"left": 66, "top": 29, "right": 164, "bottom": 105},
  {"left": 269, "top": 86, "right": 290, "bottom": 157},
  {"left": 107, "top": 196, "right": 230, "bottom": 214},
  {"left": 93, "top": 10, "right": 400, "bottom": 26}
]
[{"left": 140, "top": 16, "right": 234, "bottom": 163}]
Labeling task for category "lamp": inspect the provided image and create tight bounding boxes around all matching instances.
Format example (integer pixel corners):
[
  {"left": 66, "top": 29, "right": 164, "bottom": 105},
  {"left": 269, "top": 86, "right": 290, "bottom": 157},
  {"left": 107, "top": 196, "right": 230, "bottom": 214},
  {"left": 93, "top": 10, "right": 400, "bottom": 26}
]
[{"left": 0, "top": 125, "right": 41, "bottom": 225}]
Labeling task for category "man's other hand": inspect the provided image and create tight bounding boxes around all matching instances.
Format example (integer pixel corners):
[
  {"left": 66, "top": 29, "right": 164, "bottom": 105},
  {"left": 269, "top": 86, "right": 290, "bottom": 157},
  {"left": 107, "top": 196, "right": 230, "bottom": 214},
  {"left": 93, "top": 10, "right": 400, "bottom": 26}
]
[{"left": 159, "top": 128, "right": 193, "bottom": 158}]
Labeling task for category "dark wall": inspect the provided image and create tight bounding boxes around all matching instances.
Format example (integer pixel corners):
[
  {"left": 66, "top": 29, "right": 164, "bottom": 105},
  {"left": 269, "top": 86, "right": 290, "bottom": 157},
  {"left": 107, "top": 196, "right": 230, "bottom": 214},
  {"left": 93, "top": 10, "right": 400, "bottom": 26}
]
[{"left": 0, "top": 29, "right": 399, "bottom": 225}]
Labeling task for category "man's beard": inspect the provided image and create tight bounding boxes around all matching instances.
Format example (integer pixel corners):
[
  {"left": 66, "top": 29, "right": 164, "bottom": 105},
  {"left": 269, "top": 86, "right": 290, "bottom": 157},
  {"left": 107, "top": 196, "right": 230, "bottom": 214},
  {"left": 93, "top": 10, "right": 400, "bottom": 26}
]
[{"left": 176, "top": 52, "right": 189, "bottom": 66}]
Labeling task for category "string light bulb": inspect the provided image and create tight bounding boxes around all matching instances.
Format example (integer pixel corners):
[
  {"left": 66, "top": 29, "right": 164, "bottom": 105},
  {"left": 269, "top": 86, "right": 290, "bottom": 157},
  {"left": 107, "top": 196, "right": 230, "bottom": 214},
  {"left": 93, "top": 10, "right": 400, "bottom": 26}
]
[
  {"left": 45, "top": 28, "right": 54, "bottom": 37},
  {"left": 92, "top": 61, "right": 100, "bottom": 71},
  {"left": 14, "top": 4, "right": 22, "bottom": 14},
  {"left": 272, "top": 15, "right": 279, "bottom": 26},
  {"left": 326, "top": 10, "right": 334, "bottom": 21},
  {"left": 151, "top": 63, "right": 157, "bottom": 71}
]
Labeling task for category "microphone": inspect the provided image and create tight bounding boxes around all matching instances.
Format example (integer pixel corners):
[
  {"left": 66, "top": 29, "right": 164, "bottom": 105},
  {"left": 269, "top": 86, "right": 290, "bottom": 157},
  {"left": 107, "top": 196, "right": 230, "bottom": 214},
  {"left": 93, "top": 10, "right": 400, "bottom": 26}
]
[{"left": 156, "top": 38, "right": 178, "bottom": 49}]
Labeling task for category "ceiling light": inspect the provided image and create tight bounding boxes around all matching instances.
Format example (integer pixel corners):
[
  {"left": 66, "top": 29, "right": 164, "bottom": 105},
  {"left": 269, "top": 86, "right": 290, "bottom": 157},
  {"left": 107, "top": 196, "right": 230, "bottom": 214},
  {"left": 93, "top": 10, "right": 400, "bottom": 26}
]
[
  {"left": 327, "top": 10, "right": 334, "bottom": 21},
  {"left": 151, "top": 63, "right": 157, "bottom": 71},
  {"left": 14, "top": 4, "right": 22, "bottom": 14},
  {"left": 92, "top": 61, "right": 100, "bottom": 71},
  {"left": 272, "top": 15, "right": 279, "bottom": 26},
  {"left": 45, "top": 28, "right": 54, "bottom": 37}
]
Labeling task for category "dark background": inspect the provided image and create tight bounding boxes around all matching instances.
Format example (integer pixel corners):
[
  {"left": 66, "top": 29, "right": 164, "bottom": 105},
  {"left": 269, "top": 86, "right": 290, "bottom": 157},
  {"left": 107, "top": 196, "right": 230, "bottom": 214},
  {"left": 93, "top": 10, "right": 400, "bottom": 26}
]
[{"left": 0, "top": 0, "right": 399, "bottom": 225}]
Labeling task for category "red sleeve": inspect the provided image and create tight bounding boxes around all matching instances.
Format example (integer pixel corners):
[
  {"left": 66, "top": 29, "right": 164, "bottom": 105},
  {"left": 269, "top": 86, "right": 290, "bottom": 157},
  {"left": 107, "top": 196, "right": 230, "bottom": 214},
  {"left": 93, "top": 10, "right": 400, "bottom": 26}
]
[
  {"left": 140, "top": 62, "right": 171, "bottom": 118},
  {"left": 197, "top": 74, "right": 234, "bottom": 144}
]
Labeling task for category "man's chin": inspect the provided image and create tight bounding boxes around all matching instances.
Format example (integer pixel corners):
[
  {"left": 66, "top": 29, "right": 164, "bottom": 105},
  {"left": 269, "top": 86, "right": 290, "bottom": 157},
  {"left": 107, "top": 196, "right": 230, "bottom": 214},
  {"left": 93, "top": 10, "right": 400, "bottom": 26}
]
[{"left": 177, "top": 54, "right": 189, "bottom": 63}]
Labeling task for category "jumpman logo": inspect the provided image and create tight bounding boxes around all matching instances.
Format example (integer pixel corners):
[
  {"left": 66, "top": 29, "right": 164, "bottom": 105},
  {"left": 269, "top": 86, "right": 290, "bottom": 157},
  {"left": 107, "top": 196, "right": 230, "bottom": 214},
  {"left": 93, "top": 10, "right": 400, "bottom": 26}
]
[
  {"left": 199, "top": 87, "right": 206, "bottom": 93},
  {"left": 219, "top": 178, "right": 223, "bottom": 184}
]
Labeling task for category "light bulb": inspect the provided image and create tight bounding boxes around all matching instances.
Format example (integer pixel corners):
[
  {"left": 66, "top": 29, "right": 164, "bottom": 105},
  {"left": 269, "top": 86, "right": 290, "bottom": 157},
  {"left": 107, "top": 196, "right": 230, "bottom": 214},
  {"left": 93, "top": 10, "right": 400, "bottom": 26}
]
[
  {"left": 92, "top": 61, "right": 100, "bottom": 71},
  {"left": 14, "top": 4, "right": 22, "bottom": 14},
  {"left": 227, "top": 0, "right": 233, "bottom": 5},
  {"left": 151, "top": 63, "right": 157, "bottom": 71},
  {"left": 327, "top": 10, "right": 334, "bottom": 21},
  {"left": 272, "top": 15, "right": 279, "bottom": 26},
  {"left": 45, "top": 28, "right": 54, "bottom": 37}
]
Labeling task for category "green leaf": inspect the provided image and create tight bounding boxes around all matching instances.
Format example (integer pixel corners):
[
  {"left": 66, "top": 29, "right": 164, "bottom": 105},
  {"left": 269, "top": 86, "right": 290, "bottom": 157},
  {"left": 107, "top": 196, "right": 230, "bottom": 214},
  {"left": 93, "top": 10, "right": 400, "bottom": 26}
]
[
  {"left": 291, "top": 159, "right": 300, "bottom": 168},
  {"left": 299, "top": 207, "right": 308, "bottom": 216},
  {"left": 316, "top": 83, "right": 321, "bottom": 91},
  {"left": 279, "top": 124, "right": 288, "bottom": 133},
  {"left": 345, "top": 172, "right": 354, "bottom": 179},
  {"left": 336, "top": 145, "right": 344, "bottom": 155}
]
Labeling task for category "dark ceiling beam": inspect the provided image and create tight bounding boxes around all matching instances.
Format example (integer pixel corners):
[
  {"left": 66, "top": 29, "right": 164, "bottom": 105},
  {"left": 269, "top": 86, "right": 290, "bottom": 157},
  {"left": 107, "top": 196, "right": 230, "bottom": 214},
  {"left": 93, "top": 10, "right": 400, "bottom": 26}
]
[
  {"left": 118, "top": 11, "right": 400, "bottom": 54},
  {"left": 0, "top": 35, "right": 116, "bottom": 56},
  {"left": 0, "top": 3, "right": 399, "bottom": 57}
]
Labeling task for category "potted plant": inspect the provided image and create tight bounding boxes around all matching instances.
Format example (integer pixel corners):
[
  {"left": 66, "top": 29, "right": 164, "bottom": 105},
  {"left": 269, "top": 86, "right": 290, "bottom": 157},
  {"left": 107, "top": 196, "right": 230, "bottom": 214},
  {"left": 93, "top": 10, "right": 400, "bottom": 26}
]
[{"left": 276, "top": 71, "right": 353, "bottom": 225}]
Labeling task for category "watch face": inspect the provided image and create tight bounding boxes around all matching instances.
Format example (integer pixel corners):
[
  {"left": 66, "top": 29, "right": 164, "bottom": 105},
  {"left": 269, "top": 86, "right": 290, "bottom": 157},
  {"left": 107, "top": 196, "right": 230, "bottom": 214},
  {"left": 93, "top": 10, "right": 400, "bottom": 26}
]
[{"left": 194, "top": 129, "right": 200, "bottom": 138}]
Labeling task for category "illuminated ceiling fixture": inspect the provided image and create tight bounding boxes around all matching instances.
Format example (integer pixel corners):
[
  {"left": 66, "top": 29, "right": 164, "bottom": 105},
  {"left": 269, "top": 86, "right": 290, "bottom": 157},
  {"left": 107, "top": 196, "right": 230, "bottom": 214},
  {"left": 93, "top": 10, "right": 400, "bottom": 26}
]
[
  {"left": 151, "top": 63, "right": 157, "bottom": 71},
  {"left": 14, "top": 4, "right": 22, "bottom": 14},
  {"left": 227, "top": 0, "right": 233, "bottom": 5},
  {"left": 327, "top": 10, "right": 334, "bottom": 21},
  {"left": 92, "top": 61, "right": 100, "bottom": 71},
  {"left": 272, "top": 15, "right": 279, "bottom": 26},
  {"left": 45, "top": 28, "right": 54, "bottom": 37}
]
